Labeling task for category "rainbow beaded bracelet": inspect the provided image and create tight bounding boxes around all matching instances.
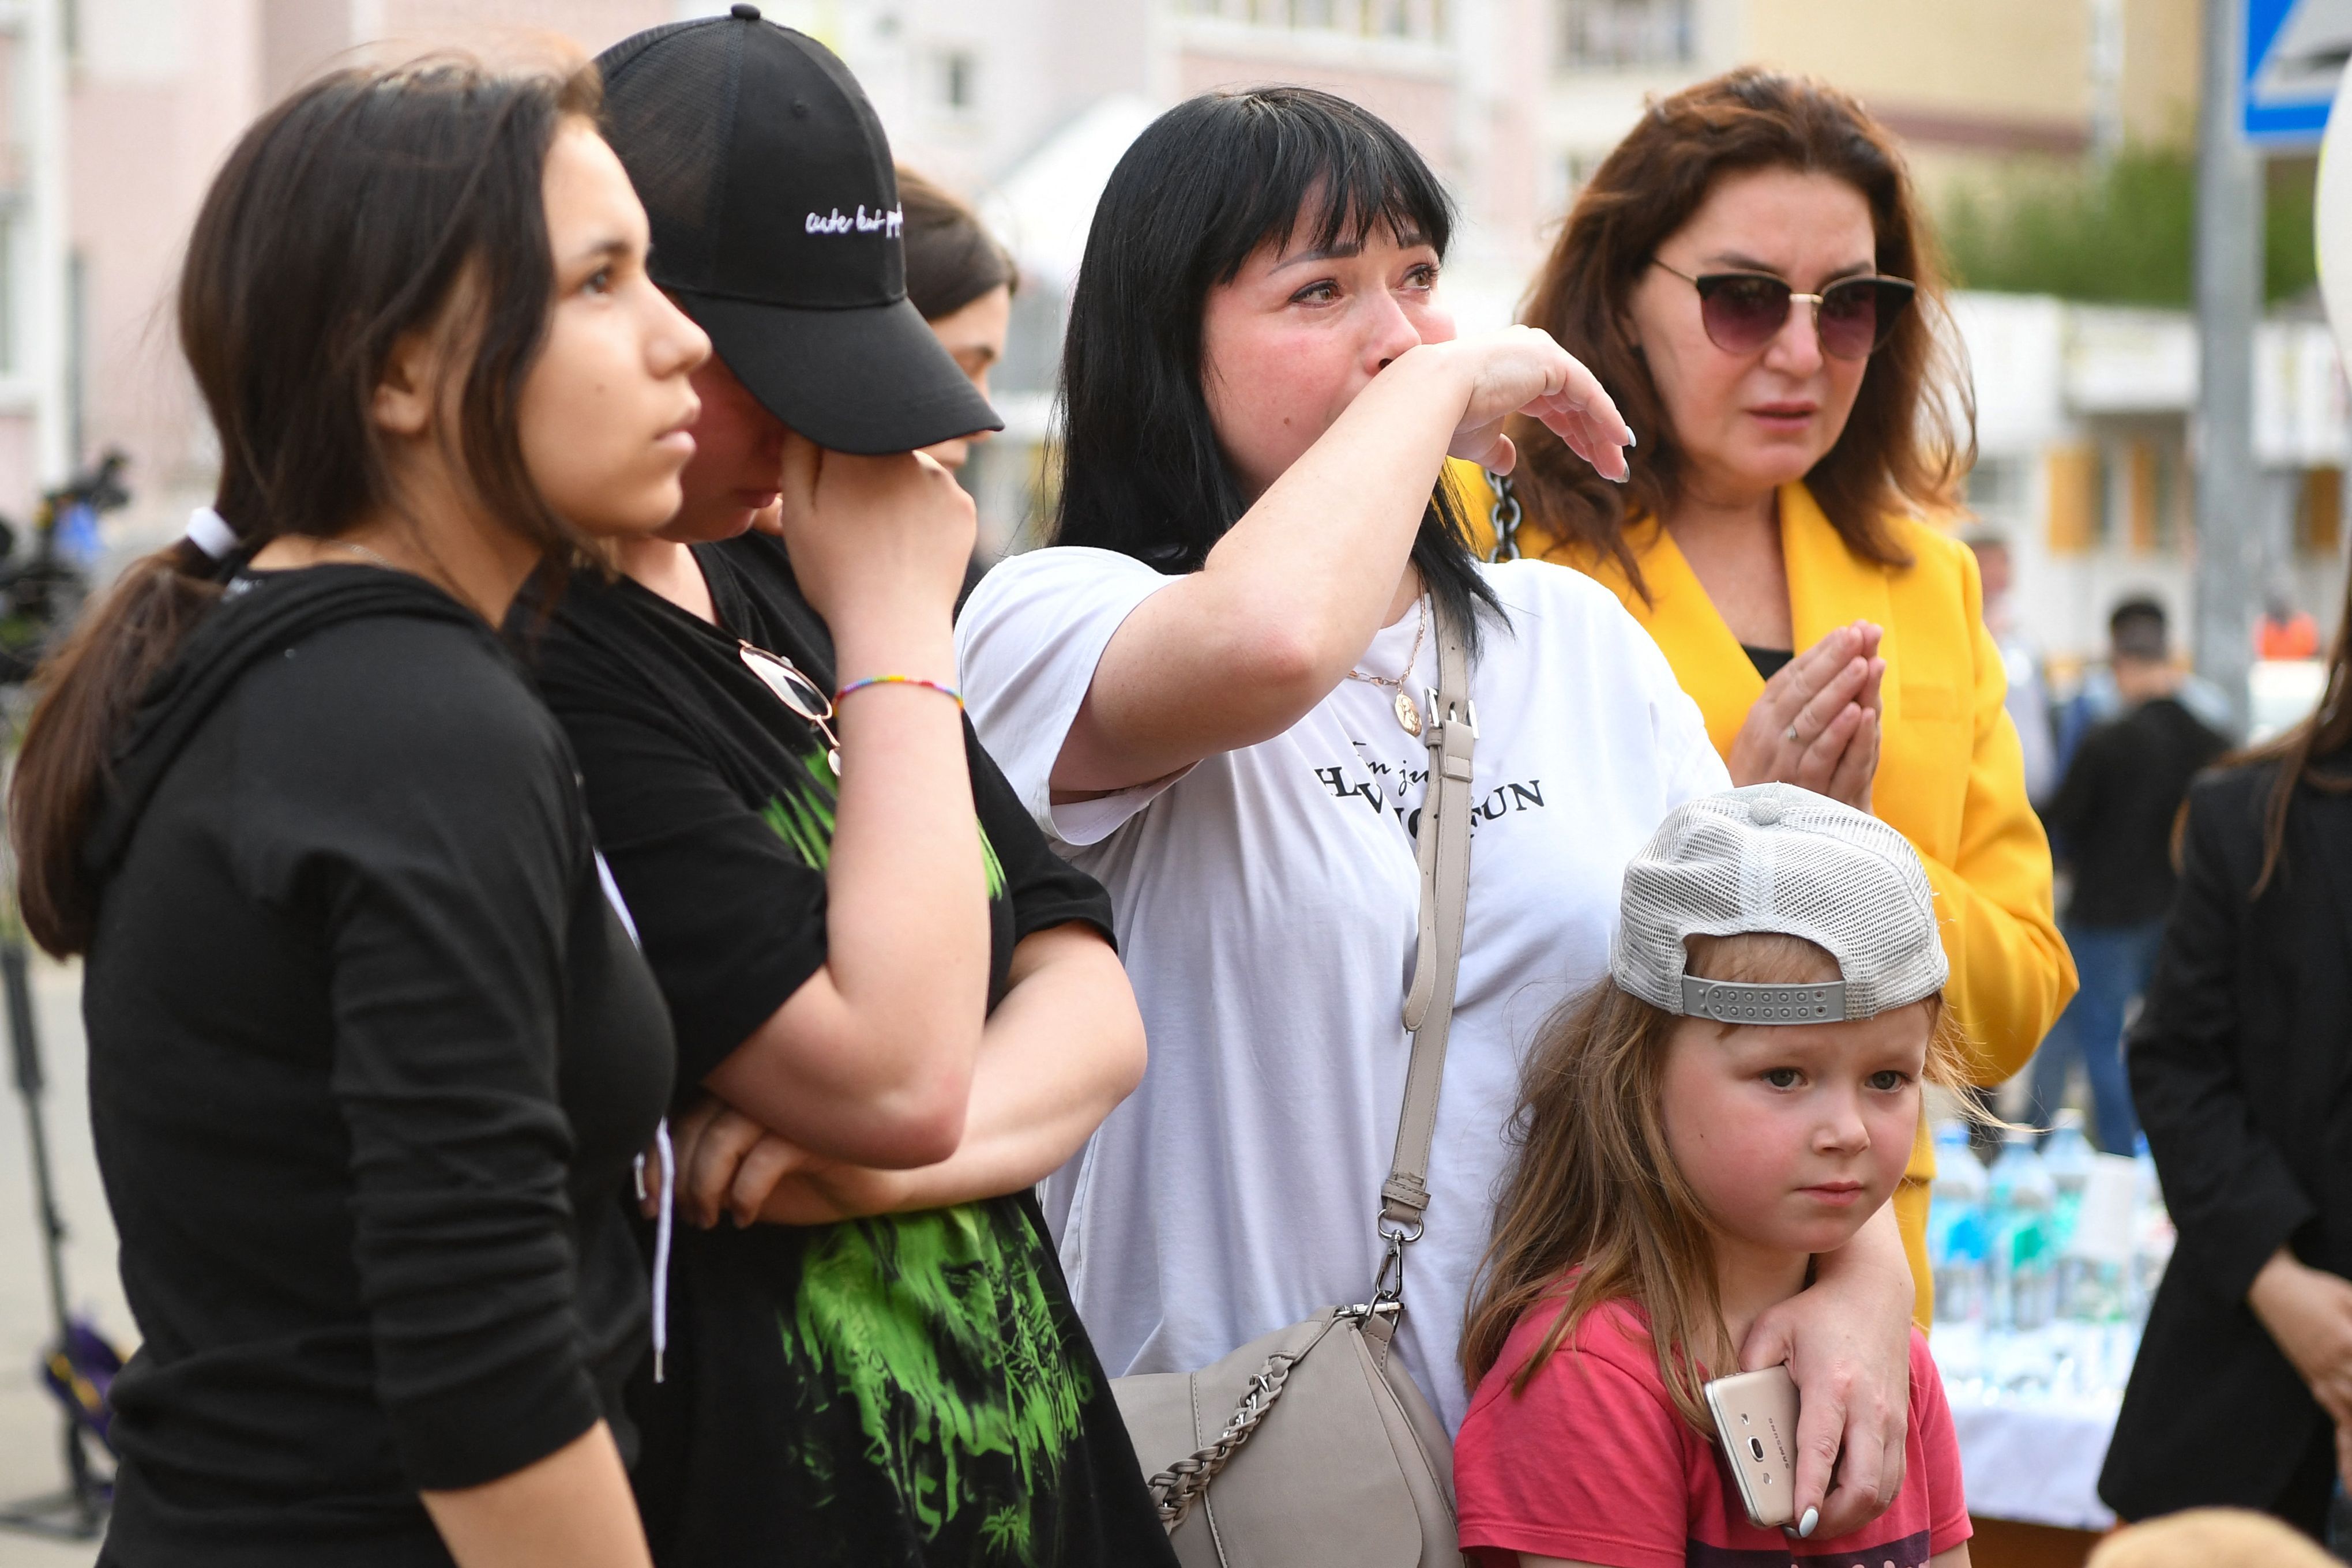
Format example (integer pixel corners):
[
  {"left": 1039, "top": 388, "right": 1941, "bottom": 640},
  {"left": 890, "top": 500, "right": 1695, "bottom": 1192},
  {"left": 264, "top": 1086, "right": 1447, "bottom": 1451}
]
[{"left": 833, "top": 674, "right": 964, "bottom": 709}]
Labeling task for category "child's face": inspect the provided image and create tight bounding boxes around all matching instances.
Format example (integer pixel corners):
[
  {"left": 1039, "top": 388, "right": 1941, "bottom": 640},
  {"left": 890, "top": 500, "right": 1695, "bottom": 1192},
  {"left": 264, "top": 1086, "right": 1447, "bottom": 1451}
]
[{"left": 1659, "top": 1001, "right": 1930, "bottom": 1258}]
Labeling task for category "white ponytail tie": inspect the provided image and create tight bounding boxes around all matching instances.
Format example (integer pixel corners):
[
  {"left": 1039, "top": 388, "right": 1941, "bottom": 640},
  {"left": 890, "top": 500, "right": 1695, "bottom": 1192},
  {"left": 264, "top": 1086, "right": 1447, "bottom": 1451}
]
[{"left": 182, "top": 506, "right": 238, "bottom": 561}]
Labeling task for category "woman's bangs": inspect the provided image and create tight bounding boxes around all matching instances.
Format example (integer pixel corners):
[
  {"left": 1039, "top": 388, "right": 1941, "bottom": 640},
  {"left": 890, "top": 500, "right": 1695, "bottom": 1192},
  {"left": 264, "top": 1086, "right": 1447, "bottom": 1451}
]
[{"left": 1209, "top": 104, "right": 1455, "bottom": 282}]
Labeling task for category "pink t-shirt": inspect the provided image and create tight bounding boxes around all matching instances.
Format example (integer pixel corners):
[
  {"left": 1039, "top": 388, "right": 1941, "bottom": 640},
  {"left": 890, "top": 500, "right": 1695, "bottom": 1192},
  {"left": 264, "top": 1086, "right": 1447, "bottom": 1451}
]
[{"left": 1454, "top": 1296, "right": 1971, "bottom": 1568}]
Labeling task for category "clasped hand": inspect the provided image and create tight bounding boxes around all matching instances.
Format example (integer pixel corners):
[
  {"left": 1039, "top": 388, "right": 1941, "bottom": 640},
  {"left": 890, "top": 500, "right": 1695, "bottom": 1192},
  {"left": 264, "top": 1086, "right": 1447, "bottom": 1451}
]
[{"left": 1726, "top": 621, "right": 1885, "bottom": 813}]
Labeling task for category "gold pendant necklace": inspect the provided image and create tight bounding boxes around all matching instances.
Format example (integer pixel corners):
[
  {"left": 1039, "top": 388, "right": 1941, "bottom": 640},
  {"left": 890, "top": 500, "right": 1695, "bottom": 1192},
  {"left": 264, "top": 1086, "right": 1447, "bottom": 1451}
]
[{"left": 1343, "top": 597, "right": 1428, "bottom": 736}]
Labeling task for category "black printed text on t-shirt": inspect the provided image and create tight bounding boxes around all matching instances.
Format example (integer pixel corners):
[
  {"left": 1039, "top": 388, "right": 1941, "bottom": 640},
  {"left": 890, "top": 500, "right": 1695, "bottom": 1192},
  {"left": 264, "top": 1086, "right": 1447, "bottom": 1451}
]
[{"left": 1313, "top": 741, "right": 1549, "bottom": 839}]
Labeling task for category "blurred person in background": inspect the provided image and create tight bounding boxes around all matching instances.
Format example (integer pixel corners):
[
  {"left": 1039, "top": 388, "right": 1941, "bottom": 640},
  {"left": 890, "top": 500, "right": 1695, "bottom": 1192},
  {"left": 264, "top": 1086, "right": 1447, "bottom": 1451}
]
[
  {"left": 514, "top": 16, "right": 1172, "bottom": 1566},
  {"left": 9, "top": 61, "right": 705, "bottom": 1568},
  {"left": 2053, "top": 596, "right": 2235, "bottom": 776},
  {"left": 2098, "top": 567, "right": 2352, "bottom": 1539},
  {"left": 895, "top": 162, "right": 1021, "bottom": 599},
  {"left": 1466, "top": 67, "right": 2073, "bottom": 1321},
  {"left": 1964, "top": 531, "right": 2056, "bottom": 805},
  {"left": 899, "top": 164, "right": 1015, "bottom": 475},
  {"left": 2028, "top": 597, "right": 2223, "bottom": 1154},
  {"left": 2260, "top": 593, "right": 2321, "bottom": 662},
  {"left": 960, "top": 85, "right": 1925, "bottom": 1535}
]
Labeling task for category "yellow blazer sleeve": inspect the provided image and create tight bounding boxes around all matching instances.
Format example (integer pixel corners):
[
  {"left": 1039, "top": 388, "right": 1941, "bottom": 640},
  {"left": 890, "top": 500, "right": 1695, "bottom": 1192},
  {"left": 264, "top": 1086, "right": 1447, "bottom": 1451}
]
[{"left": 1919, "top": 543, "right": 2077, "bottom": 1084}]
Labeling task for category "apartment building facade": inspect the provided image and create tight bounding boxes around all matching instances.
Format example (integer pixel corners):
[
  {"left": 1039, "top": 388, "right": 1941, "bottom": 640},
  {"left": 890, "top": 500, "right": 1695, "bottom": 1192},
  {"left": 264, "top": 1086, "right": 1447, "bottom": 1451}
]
[{"left": 40, "top": 0, "right": 2339, "bottom": 668}]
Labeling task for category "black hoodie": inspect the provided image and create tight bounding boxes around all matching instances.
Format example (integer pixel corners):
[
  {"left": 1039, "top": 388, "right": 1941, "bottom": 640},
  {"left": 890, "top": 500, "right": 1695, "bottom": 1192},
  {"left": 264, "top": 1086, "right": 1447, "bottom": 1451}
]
[{"left": 81, "top": 565, "right": 672, "bottom": 1568}]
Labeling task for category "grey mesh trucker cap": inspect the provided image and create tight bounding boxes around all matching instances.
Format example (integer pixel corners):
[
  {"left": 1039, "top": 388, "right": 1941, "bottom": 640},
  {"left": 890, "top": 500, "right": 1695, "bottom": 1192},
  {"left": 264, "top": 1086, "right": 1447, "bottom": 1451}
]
[
  {"left": 595, "top": 6, "right": 1002, "bottom": 454},
  {"left": 1610, "top": 783, "right": 1947, "bottom": 1025}
]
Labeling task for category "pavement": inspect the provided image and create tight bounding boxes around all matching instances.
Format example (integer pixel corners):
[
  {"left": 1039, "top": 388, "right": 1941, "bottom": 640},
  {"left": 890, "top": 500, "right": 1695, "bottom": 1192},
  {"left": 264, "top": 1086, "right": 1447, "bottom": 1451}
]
[{"left": 0, "top": 954, "right": 121, "bottom": 1568}]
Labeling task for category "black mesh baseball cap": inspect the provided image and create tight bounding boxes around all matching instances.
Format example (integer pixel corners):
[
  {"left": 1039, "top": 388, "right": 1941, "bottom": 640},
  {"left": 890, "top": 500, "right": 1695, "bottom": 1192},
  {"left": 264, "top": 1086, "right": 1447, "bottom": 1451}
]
[{"left": 595, "top": 5, "right": 1002, "bottom": 455}]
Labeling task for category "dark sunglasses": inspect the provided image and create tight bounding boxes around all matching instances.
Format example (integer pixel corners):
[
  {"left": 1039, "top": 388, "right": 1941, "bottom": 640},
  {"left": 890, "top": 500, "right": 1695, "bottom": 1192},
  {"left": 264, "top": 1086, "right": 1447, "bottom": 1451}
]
[
  {"left": 1651, "top": 260, "right": 1915, "bottom": 361},
  {"left": 738, "top": 641, "right": 842, "bottom": 778}
]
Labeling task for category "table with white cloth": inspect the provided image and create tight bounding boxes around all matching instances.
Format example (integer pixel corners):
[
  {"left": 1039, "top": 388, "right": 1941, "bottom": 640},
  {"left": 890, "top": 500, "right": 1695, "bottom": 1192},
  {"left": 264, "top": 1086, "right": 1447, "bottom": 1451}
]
[{"left": 1929, "top": 1319, "right": 2139, "bottom": 1531}]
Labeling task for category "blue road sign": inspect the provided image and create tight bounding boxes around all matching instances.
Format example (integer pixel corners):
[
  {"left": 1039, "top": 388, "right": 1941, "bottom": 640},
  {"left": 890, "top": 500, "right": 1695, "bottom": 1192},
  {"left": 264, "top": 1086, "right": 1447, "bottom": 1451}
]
[{"left": 2246, "top": 0, "right": 2352, "bottom": 146}]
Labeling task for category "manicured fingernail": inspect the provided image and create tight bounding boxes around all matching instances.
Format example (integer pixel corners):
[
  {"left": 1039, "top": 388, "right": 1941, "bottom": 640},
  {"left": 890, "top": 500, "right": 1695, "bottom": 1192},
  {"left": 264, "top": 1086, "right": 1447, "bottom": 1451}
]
[
  {"left": 1798, "top": 1507, "right": 1818, "bottom": 1538},
  {"left": 1625, "top": 429, "right": 1637, "bottom": 446}
]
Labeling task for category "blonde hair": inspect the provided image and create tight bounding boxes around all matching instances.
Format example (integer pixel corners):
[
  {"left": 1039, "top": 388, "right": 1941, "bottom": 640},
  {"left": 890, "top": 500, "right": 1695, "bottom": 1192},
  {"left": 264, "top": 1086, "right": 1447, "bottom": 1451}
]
[
  {"left": 2087, "top": 1509, "right": 2337, "bottom": 1568},
  {"left": 1460, "top": 932, "right": 1971, "bottom": 1432}
]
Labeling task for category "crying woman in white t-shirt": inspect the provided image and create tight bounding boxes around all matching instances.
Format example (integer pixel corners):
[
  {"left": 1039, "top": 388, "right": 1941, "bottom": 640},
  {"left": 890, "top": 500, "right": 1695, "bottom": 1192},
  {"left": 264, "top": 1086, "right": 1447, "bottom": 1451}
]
[{"left": 957, "top": 86, "right": 1923, "bottom": 1536}]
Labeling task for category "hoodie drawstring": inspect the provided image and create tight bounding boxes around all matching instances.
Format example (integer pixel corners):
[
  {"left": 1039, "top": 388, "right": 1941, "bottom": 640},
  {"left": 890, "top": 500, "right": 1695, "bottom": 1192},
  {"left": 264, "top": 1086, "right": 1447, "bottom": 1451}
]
[
  {"left": 603, "top": 851, "right": 669, "bottom": 1382},
  {"left": 632, "top": 1120, "right": 675, "bottom": 1384}
]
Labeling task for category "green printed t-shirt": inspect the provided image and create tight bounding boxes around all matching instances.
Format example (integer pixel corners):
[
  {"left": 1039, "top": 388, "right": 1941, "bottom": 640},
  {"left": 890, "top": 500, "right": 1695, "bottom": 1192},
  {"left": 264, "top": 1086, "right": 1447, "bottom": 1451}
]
[{"left": 512, "top": 533, "right": 1172, "bottom": 1568}]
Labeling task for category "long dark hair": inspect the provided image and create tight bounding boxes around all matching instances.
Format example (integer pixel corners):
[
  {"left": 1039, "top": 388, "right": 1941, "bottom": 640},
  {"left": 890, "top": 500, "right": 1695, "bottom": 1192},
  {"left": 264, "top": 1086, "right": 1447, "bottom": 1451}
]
[
  {"left": 1053, "top": 86, "right": 1501, "bottom": 650},
  {"left": 2235, "top": 589, "right": 2352, "bottom": 897},
  {"left": 12, "top": 59, "right": 600, "bottom": 957},
  {"left": 897, "top": 165, "right": 1016, "bottom": 322},
  {"left": 1511, "top": 68, "right": 1974, "bottom": 599}
]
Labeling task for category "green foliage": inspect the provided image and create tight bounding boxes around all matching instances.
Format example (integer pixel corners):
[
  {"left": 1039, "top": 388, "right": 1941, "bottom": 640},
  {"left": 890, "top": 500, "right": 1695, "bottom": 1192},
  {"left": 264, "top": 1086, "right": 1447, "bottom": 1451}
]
[
  {"left": 2268, "top": 156, "right": 2319, "bottom": 305},
  {"left": 1938, "top": 148, "right": 2317, "bottom": 307}
]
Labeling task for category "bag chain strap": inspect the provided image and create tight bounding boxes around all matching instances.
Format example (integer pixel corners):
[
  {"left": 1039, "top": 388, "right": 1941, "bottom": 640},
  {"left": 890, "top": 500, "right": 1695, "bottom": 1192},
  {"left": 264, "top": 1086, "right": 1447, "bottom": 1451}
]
[
  {"left": 1144, "top": 601, "right": 1478, "bottom": 1536},
  {"left": 1485, "top": 469, "right": 1521, "bottom": 562},
  {"left": 1145, "top": 1349, "right": 1303, "bottom": 1528}
]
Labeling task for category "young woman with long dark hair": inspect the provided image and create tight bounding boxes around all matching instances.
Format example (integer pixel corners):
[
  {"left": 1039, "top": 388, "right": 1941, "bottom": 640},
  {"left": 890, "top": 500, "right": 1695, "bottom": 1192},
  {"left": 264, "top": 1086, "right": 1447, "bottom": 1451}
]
[
  {"left": 12, "top": 60, "right": 708, "bottom": 1567},
  {"left": 956, "top": 85, "right": 1921, "bottom": 1535},
  {"left": 1464, "top": 69, "right": 2073, "bottom": 1314},
  {"left": 2099, "top": 567, "right": 2352, "bottom": 1537}
]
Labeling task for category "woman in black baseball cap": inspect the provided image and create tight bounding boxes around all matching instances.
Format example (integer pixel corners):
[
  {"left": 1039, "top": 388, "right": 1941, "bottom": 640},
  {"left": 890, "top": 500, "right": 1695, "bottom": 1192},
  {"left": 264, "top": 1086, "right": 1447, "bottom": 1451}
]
[{"left": 506, "top": 12, "right": 1171, "bottom": 1567}]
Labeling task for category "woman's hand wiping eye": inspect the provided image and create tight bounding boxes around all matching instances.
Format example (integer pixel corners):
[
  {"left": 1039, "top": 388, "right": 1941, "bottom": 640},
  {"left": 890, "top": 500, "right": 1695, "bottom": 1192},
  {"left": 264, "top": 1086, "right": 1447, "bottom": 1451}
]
[{"left": 1432, "top": 326, "right": 1633, "bottom": 484}]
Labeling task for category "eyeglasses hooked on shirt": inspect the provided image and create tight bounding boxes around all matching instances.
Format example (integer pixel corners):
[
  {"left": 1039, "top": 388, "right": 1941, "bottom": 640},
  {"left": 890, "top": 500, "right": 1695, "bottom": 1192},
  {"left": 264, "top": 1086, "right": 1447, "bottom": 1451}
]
[{"left": 737, "top": 640, "right": 841, "bottom": 778}]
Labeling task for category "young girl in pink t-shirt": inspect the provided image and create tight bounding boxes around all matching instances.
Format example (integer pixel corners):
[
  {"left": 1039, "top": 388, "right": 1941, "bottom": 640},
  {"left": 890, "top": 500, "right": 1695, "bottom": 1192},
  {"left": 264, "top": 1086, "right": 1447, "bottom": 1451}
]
[{"left": 1454, "top": 784, "right": 1975, "bottom": 1568}]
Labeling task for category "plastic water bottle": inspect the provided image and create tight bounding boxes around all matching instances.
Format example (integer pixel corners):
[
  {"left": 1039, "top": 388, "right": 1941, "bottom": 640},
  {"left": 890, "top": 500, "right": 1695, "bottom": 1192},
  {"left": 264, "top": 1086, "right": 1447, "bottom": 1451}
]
[
  {"left": 2042, "top": 1115, "right": 2095, "bottom": 1228},
  {"left": 2041, "top": 1114, "right": 2096, "bottom": 1311},
  {"left": 1987, "top": 1131, "right": 2057, "bottom": 1331},
  {"left": 1928, "top": 1121, "right": 1989, "bottom": 1325},
  {"left": 2129, "top": 1140, "right": 2174, "bottom": 1324}
]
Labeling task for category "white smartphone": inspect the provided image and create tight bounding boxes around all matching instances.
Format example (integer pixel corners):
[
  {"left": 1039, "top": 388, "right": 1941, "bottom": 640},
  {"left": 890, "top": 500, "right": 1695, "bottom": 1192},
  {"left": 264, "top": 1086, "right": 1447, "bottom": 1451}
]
[{"left": 1702, "top": 1364, "right": 1799, "bottom": 1529}]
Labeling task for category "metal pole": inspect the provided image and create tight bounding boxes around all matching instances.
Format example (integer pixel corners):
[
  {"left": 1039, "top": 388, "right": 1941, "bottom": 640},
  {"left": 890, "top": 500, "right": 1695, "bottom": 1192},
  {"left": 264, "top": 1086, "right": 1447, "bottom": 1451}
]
[
  {"left": 3, "top": 938, "right": 70, "bottom": 1339},
  {"left": 2194, "top": 0, "right": 2263, "bottom": 739}
]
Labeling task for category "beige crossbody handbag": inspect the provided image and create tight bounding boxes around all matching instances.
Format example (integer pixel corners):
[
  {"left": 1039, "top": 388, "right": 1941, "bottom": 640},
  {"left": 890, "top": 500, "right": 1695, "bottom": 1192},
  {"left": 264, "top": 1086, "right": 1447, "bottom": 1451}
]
[{"left": 1110, "top": 600, "right": 1476, "bottom": 1568}]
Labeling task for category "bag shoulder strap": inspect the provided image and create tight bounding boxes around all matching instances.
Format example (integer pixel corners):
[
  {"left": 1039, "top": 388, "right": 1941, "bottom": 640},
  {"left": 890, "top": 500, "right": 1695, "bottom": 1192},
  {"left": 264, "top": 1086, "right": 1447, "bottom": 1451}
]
[{"left": 1380, "top": 597, "right": 1475, "bottom": 1244}]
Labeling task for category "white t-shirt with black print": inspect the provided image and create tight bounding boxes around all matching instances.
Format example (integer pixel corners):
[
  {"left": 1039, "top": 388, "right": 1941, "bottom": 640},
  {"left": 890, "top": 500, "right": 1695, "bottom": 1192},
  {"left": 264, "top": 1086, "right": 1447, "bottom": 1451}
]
[{"left": 957, "top": 547, "right": 1730, "bottom": 1434}]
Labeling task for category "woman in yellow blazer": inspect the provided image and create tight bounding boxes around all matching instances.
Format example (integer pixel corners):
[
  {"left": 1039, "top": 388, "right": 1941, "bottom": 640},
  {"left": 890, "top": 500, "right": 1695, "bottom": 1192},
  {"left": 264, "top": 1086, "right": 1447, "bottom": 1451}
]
[{"left": 1470, "top": 69, "right": 2075, "bottom": 1322}]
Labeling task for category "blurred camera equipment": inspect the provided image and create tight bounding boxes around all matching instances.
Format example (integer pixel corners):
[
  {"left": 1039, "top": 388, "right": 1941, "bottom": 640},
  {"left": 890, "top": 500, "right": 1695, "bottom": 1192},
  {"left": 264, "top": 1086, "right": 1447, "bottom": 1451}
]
[{"left": 0, "top": 449, "right": 133, "bottom": 1541}]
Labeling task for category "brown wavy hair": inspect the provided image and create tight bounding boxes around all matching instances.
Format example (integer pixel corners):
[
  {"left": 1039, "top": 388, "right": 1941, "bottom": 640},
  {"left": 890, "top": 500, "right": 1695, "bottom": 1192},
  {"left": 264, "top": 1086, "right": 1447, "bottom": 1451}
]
[
  {"left": 1460, "top": 932, "right": 1971, "bottom": 1433},
  {"left": 1509, "top": 67, "right": 1974, "bottom": 600}
]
